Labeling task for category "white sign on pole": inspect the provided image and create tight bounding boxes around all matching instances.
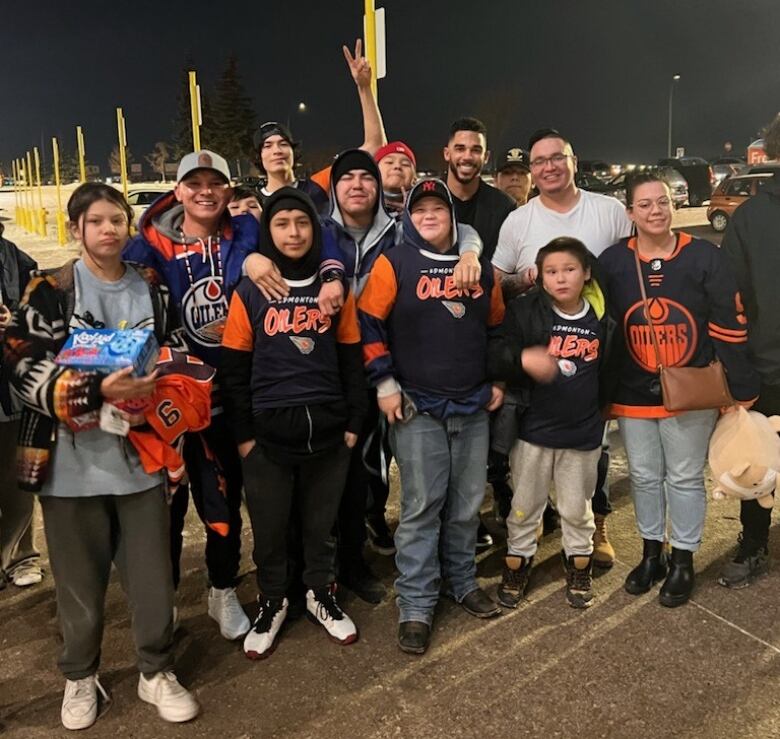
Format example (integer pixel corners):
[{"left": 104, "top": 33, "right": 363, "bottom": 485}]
[
  {"left": 675, "top": 147, "right": 685, "bottom": 158},
  {"left": 375, "top": 7, "right": 386, "bottom": 79}
]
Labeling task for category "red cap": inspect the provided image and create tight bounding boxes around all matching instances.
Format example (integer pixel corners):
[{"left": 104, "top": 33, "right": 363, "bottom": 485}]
[{"left": 374, "top": 141, "right": 417, "bottom": 169}]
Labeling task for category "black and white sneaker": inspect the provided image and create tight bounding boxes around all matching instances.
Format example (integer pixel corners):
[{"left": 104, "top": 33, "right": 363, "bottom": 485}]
[
  {"left": 366, "top": 515, "right": 396, "bottom": 555},
  {"left": 306, "top": 586, "right": 358, "bottom": 645},
  {"left": 243, "top": 596, "right": 288, "bottom": 660}
]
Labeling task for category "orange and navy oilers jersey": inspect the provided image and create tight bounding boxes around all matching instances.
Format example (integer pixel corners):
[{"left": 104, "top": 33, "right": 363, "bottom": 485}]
[
  {"left": 358, "top": 242, "right": 504, "bottom": 409},
  {"left": 599, "top": 233, "right": 760, "bottom": 417},
  {"left": 222, "top": 274, "right": 360, "bottom": 411}
]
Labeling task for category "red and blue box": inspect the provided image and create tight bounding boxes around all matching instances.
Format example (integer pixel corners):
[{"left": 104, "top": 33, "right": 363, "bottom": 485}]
[{"left": 55, "top": 328, "right": 160, "bottom": 377}]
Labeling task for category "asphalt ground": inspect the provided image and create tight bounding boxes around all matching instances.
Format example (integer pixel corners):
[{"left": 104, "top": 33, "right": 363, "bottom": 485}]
[{"left": 2, "top": 429, "right": 779, "bottom": 738}]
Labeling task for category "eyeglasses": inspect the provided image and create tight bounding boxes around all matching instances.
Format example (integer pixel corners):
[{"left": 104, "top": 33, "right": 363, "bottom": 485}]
[
  {"left": 529, "top": 153, "right": 571, "bottom": 169},
  {"left": 631, "top": 197, "right": 672, "bottom": 212}
]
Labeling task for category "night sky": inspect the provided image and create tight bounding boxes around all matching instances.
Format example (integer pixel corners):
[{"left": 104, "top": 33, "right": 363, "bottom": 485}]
[{"left": 4, "top": 0, "right": 779, "bottom": 174}]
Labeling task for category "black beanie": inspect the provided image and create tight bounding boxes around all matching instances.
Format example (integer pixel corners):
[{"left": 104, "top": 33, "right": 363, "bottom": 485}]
[{"left": 331, "top": 149, "right": 379, "bottom": 187}]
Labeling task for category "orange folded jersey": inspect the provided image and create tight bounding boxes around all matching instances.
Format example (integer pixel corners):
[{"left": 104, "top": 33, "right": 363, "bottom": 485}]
[{"left": 129, "top": 347, "right": 215, "bottom": 483}]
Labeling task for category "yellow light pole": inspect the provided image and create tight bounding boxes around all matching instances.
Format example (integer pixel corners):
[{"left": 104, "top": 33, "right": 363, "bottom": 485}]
[
  {"left": 12, "top": 160, "right": 20, "bottom": 225},
  {"left": 52, "top": 137, "right": 67, "bottom": 245},
  {"left": 116, "top": 108, "right": 129, "bottom": 200},
  {"left": 16, "top": 159, "right": 26, "bottom": 230},
  {"left": 364, "top": 0, "right": 378, "bottom": 100},
  {"left": 76, "top": 126, "right": 87, "bottom": 183},
  {"left": 189, "top": 71, "right": 202, "bottom": 150},
  {"left": 33, "top": 147, "right": 47, "bottom": 236},
  {"left": 25, "top": 152, "right": 35, "bottom": 233}
]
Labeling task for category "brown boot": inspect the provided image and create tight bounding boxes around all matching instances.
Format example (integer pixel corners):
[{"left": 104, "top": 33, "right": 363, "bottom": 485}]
[{"left": 593, "top": 514, "right": 615, "bottom": 569}]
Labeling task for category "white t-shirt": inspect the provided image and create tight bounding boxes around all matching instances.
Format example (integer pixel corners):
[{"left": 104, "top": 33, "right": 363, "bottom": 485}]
[{"left": 491, "top": 189, "right": 632, "bottom": 275}]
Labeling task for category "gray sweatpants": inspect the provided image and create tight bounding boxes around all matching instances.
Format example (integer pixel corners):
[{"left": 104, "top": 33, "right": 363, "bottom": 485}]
[
  {"left": 0, "top": 419, "right": 39, "bottom": 578},
  {"left": 507, "top": 440, "right": 600, "bottom": 558},
  {"left": 39, "top": 486, "right": 175, "bottom": 680}
]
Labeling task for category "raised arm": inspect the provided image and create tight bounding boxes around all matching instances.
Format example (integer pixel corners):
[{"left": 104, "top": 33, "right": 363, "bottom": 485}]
[{"left": 343, "top": 39, "right": 387, "bottom": 155}]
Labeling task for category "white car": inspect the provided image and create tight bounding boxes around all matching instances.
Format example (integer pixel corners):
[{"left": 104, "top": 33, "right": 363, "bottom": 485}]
[{"left": 127, "top": 185, "right": 170, "bottom": 223}]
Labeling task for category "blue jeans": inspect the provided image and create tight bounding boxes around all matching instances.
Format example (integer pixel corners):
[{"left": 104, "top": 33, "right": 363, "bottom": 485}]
[
  {"left": 618, "top": 410, "right": 718, "bottom": 552},
  {"left": 390, "top": 411, "right": 489, "bottom": 625}
]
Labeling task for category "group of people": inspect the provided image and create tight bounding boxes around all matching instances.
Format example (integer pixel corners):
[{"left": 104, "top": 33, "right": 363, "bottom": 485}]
[{"left": 1, "top": 40, "right": 779, "bottom": 732}]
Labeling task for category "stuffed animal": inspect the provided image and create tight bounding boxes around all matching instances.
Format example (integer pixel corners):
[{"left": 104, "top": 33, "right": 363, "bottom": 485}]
[{"left": 708, "top": 406, "right": 780, "bottom": 508}]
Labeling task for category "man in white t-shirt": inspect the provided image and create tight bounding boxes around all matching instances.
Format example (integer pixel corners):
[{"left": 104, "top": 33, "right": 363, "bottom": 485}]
[
  {"left": 491, "top": 128, "right": 632, "bottom": 568},
  {"left": 492, "top": 129, "right": 631, "bottom": 298}
]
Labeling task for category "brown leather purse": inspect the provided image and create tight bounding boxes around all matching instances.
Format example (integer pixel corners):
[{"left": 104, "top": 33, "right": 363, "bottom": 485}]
[{"left": 633, "top": 245, "right": 733, "bottom": 412}]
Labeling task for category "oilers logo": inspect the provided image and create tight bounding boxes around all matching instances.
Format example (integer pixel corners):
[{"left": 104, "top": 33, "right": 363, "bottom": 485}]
[
  {"left": 558, "top": 358, "right": 577, "bottom": 377},
  {"left": 181, "top": 277, "right": 228, "bottom": 346},
  {"left": 289, "top": 336, "right": 315, "bottom": 355},
  {"left": 442, "top": 300, "right": 466, "bottom": 319}
]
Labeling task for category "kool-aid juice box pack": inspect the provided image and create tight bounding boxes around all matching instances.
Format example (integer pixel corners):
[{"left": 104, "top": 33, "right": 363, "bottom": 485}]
[{"left": 55, "top": 328, "right": 160, "bottom": 376}]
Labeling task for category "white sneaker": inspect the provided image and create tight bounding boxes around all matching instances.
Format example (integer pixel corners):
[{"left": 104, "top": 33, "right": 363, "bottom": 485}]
[
  {"left": 61, "top": 674, "right": 108, "bottom": 730},
  {"left": 306, "top": 586, "right": 358, "bottom": 645},
  {"left": 137, "top": 671, "right": 199, "bottom": 723},
  {"left": 11, "top": 560, "right": 43, "bottom": 587},
  {"left": 243, "top": 596, "right": 288, "bottom": 660},
  {"left": 208, "top": 586, "right": 250, "bottom": 640}
]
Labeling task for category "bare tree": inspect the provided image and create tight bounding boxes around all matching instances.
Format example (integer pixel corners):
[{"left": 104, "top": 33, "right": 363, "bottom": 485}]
[
  {"left": 109, "top": 145, "right": 134, "bottom": 175},
  {"left": 145, "top": 142, "right": 170, "bottom": 182}
]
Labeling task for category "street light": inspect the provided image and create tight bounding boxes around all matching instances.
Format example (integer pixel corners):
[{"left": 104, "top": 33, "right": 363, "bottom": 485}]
[
  {"left": 286, "top": 102, "right": 308, "bottom": 131},
  {"left": 667, "top": 74, "right": 681, "bottom": 158}
]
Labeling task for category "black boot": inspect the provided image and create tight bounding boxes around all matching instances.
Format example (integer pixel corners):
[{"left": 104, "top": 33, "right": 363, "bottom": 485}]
[
  {"left": 659, "top": 547, "right": 694, "bottom": 608},
  {"left": 624, "top": 539, "right": 668, "bottom": 595}
]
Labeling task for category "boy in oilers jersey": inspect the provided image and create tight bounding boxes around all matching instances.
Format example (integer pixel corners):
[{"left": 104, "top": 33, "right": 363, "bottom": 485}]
[
  {"left": 358, "top": 179, "right": 505, "bottom": 655},
  {"left": 220, "top": 188, "right": 367, "bottom": 659},
  {"left": 489, "top": 238, "right": 615, "bottom": 611},
  {"left": 123, "top": 150, "right": 258, "bottom": 642}
]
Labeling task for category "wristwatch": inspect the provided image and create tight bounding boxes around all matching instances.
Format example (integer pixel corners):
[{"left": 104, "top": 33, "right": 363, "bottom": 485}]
[{"left": 321, "top": 269, "right": 342, "bottom": 283}]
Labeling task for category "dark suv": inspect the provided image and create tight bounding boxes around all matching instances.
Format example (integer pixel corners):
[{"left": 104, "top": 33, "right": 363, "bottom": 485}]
[{"left": 658, "top": 157, "right": 716, "bottom": 207}]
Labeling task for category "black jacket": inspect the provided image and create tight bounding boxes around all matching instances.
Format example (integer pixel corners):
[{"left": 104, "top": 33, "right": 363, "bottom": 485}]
[
  {"left": 721, "top": 178, "right": 780, "bottom": 387},
  {"left": 0, "top": 237, "right": 38, "bottom": 417},
  {"left": 488, "top": 261, "right": 617, "bottom": 413}
]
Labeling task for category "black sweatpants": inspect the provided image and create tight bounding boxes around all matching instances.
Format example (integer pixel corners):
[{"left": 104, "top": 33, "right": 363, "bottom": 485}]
[
  {"left": 740, "top": 383, "right": 780, "bottom": 546},
  {"left": 242, "top": 442, "right": 351, "bottom": 599},
  {"left": 337, "top": 394, "right": 379, "bottom": 559},
  {"left": 40, "top": 486, "right": 174, "bottom": 680},
  {"left": 171, "top": 413, "right": 243, "bottom": 590}
]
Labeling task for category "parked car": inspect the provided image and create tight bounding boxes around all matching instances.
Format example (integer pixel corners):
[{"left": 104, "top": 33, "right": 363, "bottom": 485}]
[
  {"left": 746, "top": 162, "right": 780, "bottom": 175},
  {"left": 578, "top": 160, "right": 612, "bottom": 181},
  {"left": 711, "top": 162, "right": 745, "bottom": 188},
  {"left": 576, "top": 172, "right": 626, "bottom": 203},
  {"left": 657, "top": 157, "right": 715, "bottom": 207},
  {"left": 127, "top": 185, "right": 170, "bottom": 222},
  {"left": 578, "top": 167, "right": 688, "bottom": 209},
  {"left": 657, "top": 166, "right": 689, "bottom": 208},
  {"left": 706, "top": 172, "right": 775, "bottom": 232}
]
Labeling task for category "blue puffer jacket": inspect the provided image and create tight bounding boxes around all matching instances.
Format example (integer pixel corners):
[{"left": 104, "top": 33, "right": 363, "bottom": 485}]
[{"left": 123, "top": 191, "right": 259, "bottom": 367}]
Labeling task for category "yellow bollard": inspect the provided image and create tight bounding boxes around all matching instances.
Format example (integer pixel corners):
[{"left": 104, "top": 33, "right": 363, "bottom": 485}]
[
  {"left": 33, "top": 147, "right": 46, "bottom": 237},
  {"left": 16, "top": 160, "right": 25, "bottom": 230},
  {"left": 20, "top": 158, "right": 30, "bottom": 231},
  {"left": 12, "top": 160, "right": 19, "bottom": 225},
  {"left": 25, "top": 152, "right": 35, "bottom": 233},
  {"left": 52, "top": 137, "right": 67, "bottom": 245}
]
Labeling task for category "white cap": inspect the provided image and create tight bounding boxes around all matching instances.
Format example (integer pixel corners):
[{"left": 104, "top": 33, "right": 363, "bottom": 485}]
[{"left": 176, "top": 150, "right": 231, "bottom": 183}]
